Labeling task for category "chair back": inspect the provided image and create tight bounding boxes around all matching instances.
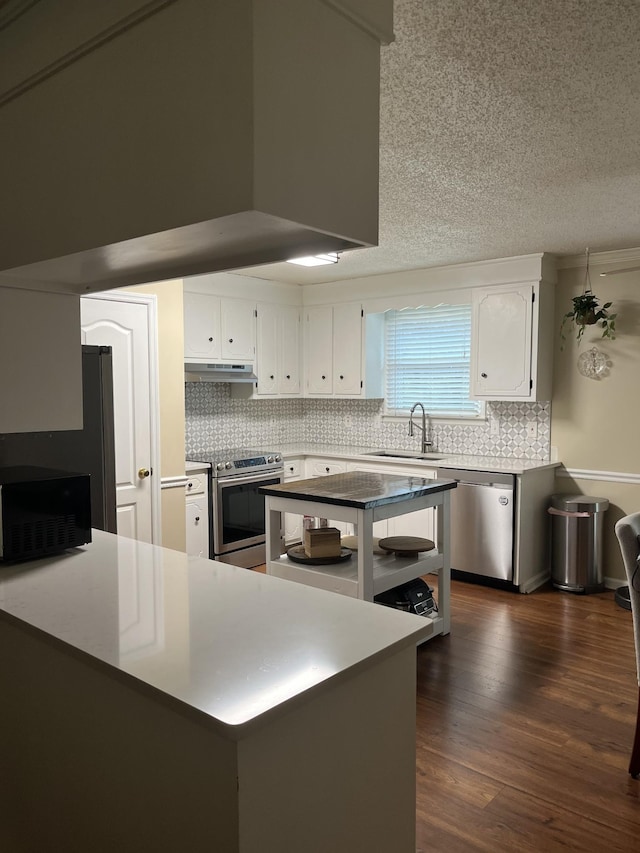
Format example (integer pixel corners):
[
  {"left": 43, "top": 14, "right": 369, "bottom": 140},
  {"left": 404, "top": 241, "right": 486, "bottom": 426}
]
[{"left": 614, "top": 512, "right": 640, "bottom": 686}]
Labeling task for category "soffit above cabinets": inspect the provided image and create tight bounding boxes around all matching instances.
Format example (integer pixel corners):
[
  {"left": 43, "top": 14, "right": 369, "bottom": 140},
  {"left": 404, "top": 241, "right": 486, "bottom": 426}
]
[{"left": 0, "top": 0, "right": 393, "bottom": 295}]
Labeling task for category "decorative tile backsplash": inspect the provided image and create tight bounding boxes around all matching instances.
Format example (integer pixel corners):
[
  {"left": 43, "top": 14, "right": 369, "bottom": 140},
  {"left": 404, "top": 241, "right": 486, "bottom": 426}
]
[{"left": 185, "top": 384, "right": 551, "bottom": 460}]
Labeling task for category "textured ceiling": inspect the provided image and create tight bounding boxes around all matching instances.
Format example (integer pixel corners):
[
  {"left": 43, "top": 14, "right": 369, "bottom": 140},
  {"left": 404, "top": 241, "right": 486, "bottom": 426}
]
[{"left": 233, "top": 0, "right": 640, "bottom": 285}]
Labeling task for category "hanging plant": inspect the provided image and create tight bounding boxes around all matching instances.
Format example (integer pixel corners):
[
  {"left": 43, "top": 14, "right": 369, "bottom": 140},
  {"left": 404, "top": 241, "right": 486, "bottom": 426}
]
[{"left": 560, "top": 248, "right": 617, "bottom": 347}]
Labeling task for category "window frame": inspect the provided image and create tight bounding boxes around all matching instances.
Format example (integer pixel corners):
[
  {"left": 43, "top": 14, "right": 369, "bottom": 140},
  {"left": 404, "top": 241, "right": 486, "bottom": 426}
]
[{"left": 382, "top": 304, "right": 486, "bottom": 421}]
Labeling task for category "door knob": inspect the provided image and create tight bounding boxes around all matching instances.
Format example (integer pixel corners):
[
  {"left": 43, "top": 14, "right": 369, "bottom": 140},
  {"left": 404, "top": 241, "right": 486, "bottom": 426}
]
[{"left": 138, "top": 467, "right": 151, "bottom": 479}]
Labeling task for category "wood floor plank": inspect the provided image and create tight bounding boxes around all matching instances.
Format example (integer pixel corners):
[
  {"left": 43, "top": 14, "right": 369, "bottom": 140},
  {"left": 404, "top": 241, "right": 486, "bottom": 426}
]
[{"left": 415, "top": 578, "right": 640, "bottom": 850}]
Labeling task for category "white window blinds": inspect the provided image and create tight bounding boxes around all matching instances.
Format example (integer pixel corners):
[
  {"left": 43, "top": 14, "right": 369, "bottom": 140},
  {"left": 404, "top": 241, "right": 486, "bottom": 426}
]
[{"left": 384, "top": 305, "right": 483, "bottom": 418}]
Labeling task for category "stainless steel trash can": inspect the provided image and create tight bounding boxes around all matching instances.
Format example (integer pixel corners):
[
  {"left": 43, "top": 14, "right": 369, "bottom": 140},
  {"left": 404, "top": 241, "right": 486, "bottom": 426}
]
[{"left": 548, "top": 495, "right": 609, "bottom": 593}]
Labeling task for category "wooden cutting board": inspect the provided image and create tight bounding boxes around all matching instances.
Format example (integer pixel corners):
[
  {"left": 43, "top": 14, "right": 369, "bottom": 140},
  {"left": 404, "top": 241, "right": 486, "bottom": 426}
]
[{"left": 378, "top": 536, "right": 435, "bottom": 558}]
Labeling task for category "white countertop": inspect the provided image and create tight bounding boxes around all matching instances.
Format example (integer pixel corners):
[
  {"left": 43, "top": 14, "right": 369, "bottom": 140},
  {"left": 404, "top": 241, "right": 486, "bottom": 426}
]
[
  {"left": 186, "top": 459, "right": 210, "bottom": 472},
  {"left": 0, "top": 531, "right": 430, "bottom": 737},
  {"left": 277, "top": 443, "right": 560, "bottom": 475}
]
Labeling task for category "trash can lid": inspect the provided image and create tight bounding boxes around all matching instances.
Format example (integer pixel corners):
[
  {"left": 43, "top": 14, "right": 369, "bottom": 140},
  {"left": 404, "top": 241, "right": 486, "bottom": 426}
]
[{"left": 550, "top": 494, "right": 610, "bottom": 513}]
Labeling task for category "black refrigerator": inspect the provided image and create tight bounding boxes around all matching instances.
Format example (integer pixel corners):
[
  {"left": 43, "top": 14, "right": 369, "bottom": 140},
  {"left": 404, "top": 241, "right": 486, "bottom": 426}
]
[{"left": 0, "top": 345, "right": 117, "bottom": 533}]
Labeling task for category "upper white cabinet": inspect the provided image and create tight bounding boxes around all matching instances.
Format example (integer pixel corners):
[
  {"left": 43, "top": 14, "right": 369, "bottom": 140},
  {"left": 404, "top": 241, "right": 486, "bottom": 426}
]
[
  {"left": 184, "top": 293, "right": 255, "bottom": 363},
  {"left": 470, "top": 281, "right": 554, "bottom": 402},
  {"left": 220, "top": 299, "right": 256, "bottom": 362},
  {"left": 305, "top": 304, "right": 382, "bottom": 398},
  {"left": 254, "top": 303, "right": 301, "bottom": 397}
]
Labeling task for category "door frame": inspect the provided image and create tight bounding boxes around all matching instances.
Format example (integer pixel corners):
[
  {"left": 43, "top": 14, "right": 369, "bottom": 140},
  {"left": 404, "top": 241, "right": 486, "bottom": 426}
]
[{"left": 81, "top": 290, "right": 162, "bottom": 546}]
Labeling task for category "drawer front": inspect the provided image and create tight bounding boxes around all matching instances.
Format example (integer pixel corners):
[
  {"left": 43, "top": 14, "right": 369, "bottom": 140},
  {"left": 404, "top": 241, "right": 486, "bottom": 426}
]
[
  {"left": 307, "top": 459, "right": 347, "bottom": 478},
  {"left": 284, "top": 458, "right": 303, "bottom": 481},
  {"left": 185, "top": 473, "right": 206, "bottom": 496}
]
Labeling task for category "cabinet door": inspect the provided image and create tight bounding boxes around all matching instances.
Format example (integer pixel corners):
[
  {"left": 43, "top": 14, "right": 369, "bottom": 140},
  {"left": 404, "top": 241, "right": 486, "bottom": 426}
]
[
  {"left": 184, "top": 292, "right": 221, "bottom": 360},
  {"left": 185, "top": 495, "right": 209, "bottom": 557},
  {"left": 306, "top": 306, "right": 333, "bottom": 395},
  {"left": 305, "top": 458, "right": 349, "bottom": 534},
  {"left": 471, "top": 285, "right": 533, "bottom": 399},
  {"left": 255, "top": 303, "right": 279, "bottom": 396},
  {"left": 333, "top": 303, "right": 363, "bottom": 396},
  {"left": 220, "top": 299, "right": 256, "bottom": 362},
  {"left": 279, "top": 304, "right": 301, "bottom": 395},
  {"left": 283, "top": 458, "right": 304, "bottom": 545}
]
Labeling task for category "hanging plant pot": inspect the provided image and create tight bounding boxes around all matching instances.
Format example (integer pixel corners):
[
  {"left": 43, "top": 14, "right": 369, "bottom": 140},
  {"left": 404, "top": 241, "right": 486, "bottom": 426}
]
[
  {"left": 559, "top": 248, "right": 617, "bottom": 348},
  {"left": 576, "top": 309, "right": 597, "bottom": 326}
]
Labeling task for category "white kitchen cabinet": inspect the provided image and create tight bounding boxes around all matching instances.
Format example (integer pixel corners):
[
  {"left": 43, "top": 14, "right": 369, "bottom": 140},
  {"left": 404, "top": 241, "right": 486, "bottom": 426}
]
[
  {"left": 305, "top": 305, "right": 334, "bottom": 395},
  {"left": 304, "top": 457, "right": 350, "bottom": 535},
  {"left": 254, "top": 303, "right": 301, "bottom": 397},
  {"left": 220, "top": 298, "right": 256, "bottom": 362},
  {"left": 283, "top": 458, "right": 304, "bottom": 546},
  {"left": 184, "top": 292, "right": 255, "bottom": 363},
  {"left": 347, "top": 461, "right": 437, "bottom": 541},
  {"left": 470, "top": 281, "right": 554, "bottom": 401},
  {"left": 304, "top": 304, "right": 382, "bottom": 398},
  {"left": 185, "top": 469, "right": 209, "bottom": 558}
]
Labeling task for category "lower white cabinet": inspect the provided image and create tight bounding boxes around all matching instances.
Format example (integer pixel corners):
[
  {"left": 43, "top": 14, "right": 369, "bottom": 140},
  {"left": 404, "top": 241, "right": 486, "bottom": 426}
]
[
  {"left": 185, "top": 467, "right": 209, "bottom": 558},
  {"left": 347, "top": 462, "right": 437, "bottom": 542},
  {"left": 283, "top": 458, "right": 304, "bottom": 546},
  {"left": 304, "top": 457, "right": 350, "bottom": 535}
]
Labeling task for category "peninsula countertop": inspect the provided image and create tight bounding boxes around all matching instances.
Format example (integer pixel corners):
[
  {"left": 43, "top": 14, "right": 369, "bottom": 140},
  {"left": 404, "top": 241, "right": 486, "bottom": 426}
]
[{"left": 0, "top": 530, "right": 431, "bottom": 737}]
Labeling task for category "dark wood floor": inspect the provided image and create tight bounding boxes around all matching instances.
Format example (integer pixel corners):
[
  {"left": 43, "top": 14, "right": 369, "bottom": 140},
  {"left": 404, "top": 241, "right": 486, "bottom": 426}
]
[
  {"left": 254, "top": 564, "right": 640, "bottom": 849},
  {"left": 416, "top": 578, "right": 640, "bottom": 852}
]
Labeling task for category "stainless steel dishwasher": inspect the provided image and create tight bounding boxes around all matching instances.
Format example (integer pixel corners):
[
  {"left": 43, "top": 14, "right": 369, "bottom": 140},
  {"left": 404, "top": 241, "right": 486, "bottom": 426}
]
[{"left": 437, "top": 468, "right": 515, "bottom": 582}]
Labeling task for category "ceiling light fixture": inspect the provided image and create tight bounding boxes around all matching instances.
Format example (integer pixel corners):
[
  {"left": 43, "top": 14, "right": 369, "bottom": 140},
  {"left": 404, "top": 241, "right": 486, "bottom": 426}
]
[{"left": 286, "top": 252, "right": 339, "bottom": 267}]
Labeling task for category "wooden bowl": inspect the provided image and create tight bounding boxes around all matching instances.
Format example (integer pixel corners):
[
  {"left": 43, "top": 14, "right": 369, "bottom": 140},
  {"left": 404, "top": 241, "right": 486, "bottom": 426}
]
[{"left": 377, "top": 536, "right": 435, "bottom": 559}]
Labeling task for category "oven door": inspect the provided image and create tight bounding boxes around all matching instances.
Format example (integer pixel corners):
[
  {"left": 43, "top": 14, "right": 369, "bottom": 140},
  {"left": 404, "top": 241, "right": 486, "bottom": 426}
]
[{"left": 212, "top": 469, "right": 283, "bottom": 556}]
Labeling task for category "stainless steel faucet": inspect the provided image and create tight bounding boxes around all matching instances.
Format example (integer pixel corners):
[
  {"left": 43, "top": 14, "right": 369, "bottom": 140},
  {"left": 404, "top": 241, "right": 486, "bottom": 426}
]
[{"left": 408, "top": 402, "right": 433, "bottom": 454}]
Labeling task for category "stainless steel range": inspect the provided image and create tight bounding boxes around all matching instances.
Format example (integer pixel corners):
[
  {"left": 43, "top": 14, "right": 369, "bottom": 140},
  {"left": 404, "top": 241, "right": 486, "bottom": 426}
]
[{"left": 186, "top": 449, "right": 284, "bottom": 568}]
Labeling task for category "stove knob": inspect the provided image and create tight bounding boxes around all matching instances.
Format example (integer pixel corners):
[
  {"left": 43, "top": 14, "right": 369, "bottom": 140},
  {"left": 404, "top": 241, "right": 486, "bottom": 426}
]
[
  {"left": 274, "top": 454, "right": 282, "bottom": 462},
  {"left": 267, "top": 455, "right": 275, "bottom": 463},
  {"left": 225, "top": 461, "right": 233, "bottom": 469},
  {"left": 216, "top": 462, "right": 225, "bottom": 471}
]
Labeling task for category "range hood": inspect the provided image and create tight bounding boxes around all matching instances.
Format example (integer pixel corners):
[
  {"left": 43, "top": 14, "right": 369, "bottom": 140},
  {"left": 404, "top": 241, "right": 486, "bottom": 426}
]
[{"left": 184, "top": 363, "right": 258, "bottom": 384}]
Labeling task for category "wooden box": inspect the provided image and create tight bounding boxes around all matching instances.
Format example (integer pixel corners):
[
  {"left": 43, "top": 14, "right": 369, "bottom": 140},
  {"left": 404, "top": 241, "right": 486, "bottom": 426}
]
[{"left": 304, "top": 526, "right": 341, "bottom": 558}]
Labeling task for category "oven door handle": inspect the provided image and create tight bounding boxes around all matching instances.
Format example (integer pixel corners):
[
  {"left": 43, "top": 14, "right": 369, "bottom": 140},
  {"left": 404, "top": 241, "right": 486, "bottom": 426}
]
[{"left": 217, "top": 470, "right": 283, "bottom": 488}]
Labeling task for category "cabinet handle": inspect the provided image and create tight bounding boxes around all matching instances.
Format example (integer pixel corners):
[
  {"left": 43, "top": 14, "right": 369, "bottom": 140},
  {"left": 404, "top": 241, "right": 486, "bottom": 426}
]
[
  {"left": 325, "top": 467, "right": 330, "bottom": 472},
  {"left": 187, "top": 482, "right": 193, "bottom": 488},
  {"left": 481, "top": 372, "right": 488, "bottom": 378},
  {"left": 195, "top": 516, "right": 200, "bottom": 522},
  {"left": 339, "top": 374, "right": 344, "bottom": 379},
  {"left": 321, "top": 375, "right": 326, "bottom": 380},
  {"left": 229, "top": 338, "right": 233, "bottom": 343},
  {"left": 270, "top": 374, "right": 274, "bottom": 379},
  {"left": 208, "top": 337, "right": 213, "bottom": 342},
  {"left": 286, "top": 374, "right": 291, "bottom": 379}
]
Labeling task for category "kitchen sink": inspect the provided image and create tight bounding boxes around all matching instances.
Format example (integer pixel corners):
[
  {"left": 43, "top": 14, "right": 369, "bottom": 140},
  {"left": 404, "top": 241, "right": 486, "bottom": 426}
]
[{"left": 364, "top": 450, "right": 448, "bottom": 461}]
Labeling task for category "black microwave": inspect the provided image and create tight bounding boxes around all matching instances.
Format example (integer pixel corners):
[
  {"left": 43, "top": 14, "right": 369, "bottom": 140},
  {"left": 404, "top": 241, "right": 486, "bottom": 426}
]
[{"left": 0, "top": 466, "right": 92, "bottom": 562}]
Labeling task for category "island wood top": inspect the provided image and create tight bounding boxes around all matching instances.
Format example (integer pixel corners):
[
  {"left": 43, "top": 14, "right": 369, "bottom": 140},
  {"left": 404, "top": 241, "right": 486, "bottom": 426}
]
[{"left": 260, "top": 470, "right": 456, "bottom": 509}]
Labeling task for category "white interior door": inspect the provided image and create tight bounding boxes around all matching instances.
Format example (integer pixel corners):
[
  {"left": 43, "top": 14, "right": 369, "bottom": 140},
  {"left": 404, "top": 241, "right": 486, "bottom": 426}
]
[{"left": 81, "top": 295, "right": 157, "bottom": 543}]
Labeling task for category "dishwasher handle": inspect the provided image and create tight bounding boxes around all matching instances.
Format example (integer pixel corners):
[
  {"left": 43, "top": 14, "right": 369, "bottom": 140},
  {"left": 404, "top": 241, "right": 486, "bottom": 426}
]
[{"left": 436, "top": 467, "right": 514, "bottom": 489}]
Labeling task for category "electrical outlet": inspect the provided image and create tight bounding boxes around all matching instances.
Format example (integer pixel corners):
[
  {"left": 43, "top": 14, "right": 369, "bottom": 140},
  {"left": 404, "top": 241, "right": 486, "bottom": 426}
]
[
  {"left": 526, "top": 422, "right": 538, "bottom": 439},
  {"left": 490, "top": 419, "right": 500, "bottom": 437}
]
